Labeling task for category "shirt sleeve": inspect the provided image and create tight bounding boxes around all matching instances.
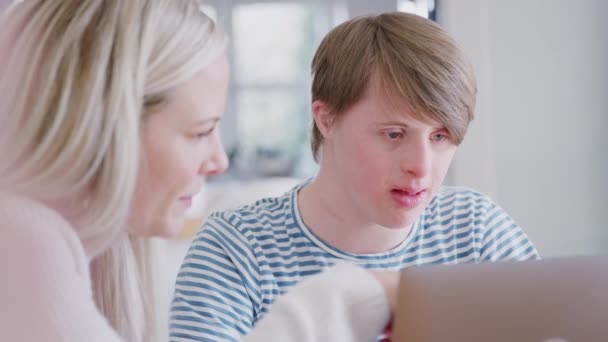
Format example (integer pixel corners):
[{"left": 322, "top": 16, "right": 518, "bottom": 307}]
[
  {"left": 170, "top": 215, "right": 260, "bottom": 342},
  {"left": 242, "top": 262, "right": 390, "bottom": 342},
  {"left": 480, "top": 200, "right": 540, "bottom": 261},
  {"left": 0, "top": 201, "right": 122, "bottom": 342}
]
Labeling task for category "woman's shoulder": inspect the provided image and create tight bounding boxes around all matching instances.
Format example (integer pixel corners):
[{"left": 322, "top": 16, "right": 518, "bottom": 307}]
[
  {"left": 0, "top": 191, "right": 88, "bottom": 275},
  {"left": 0, "top": 192, "right": 121, "bottom": 341}
]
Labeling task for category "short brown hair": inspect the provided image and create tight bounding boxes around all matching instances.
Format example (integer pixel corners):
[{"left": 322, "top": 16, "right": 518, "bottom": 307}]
[{"left": 310, "top": 12, "right": 477, "bottom": 161}]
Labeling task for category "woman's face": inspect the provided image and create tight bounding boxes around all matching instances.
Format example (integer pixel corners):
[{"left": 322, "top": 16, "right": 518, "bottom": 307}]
[{"left": 130, "top": 53, "right": 230, "bottom": 237}]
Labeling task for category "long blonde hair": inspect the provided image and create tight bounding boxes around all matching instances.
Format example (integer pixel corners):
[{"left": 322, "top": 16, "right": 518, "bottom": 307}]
[{"left": 0, "top": 1, "right": 226, "bottom": 341}]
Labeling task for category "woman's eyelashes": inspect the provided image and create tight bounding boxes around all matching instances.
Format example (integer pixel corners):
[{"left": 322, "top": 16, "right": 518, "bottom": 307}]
[{"left": 192, "top": 124, "right": 217, "bottom": 140}]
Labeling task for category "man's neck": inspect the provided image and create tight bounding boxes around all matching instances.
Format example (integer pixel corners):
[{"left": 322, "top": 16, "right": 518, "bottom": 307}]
[{"left": 297, "top": 175, "right": 413, "bottom": 254}]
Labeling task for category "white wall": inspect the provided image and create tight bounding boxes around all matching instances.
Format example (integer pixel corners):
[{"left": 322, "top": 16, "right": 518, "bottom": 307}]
[
  {"left": 440, "top": 0, "right": 608, "bottom": 256},
  {"left": 0, "top": 0, "right": 10, "bottom": 10}
]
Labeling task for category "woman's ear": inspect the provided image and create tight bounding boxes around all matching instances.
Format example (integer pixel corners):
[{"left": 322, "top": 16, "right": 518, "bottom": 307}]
[{"left": 312, "top": 100, "right": 333, "bottom": 138}]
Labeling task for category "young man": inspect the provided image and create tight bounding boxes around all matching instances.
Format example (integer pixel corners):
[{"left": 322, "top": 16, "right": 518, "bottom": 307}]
[{"left": 170, "top": 12, "right": 539, "bottom": 342}]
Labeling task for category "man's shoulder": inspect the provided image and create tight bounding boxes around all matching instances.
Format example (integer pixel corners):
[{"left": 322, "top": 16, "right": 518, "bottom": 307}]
[
  {"left": 200, "top": 189, "right": 296, "bottom": 239},
  {"left": 423, "top": 186, "right": 497, "bottom": 218},
  {"left": 212, "top": 191, "right": 292, "bottom": 222}
]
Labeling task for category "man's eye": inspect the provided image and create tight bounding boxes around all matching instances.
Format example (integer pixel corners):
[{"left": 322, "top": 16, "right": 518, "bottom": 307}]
[
  {"left": 385, "top": 131, "right": 403, "bottom": 139},
  {"left": 431, "top": 133, "right": 447, "bottom": 142}
]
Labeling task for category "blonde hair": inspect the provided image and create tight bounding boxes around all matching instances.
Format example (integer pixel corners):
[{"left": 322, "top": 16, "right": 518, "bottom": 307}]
[
  {"left": 310, "top": 12, "right": 477, "bottom": 161},
  {"left": 0, "top": 1, "right": 226, "bottom": 341}
]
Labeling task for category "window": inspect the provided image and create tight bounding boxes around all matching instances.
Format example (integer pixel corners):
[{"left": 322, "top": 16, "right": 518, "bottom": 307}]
[
  {"left": 231, "top": 2, "right": 320, "bottom": 178},
  {"left": 201, "top": 0, "right": 436, "bottom": 180},
  {"left": 398, "top": 0, "right": 435, "bottom": 19}
]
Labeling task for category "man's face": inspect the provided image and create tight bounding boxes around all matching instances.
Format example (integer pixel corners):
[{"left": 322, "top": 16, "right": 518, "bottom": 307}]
[{"left": 316, "top": 81, "right": 458, "bottom": 229}]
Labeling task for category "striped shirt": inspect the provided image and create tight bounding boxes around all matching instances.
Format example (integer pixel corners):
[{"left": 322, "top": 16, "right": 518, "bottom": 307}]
[{"left": 170, "top": 184, "right": 539, "bottom": 342}]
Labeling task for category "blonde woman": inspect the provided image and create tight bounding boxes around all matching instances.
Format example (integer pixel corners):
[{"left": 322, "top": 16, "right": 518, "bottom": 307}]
[{"left": 0, "top": 1, "right": 398, "bottom": 341}]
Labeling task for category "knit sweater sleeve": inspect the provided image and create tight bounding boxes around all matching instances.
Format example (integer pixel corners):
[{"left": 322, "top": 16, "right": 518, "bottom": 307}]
[
  {"left": 242, "top": 262, "right": 390, "bottom": 342},
  {"left": 0, "top": 192, "right": 122, "bottom": 341}
]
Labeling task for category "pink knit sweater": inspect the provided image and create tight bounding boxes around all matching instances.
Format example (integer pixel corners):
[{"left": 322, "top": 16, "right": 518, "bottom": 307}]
[
  {"left": 0, "top": 191, "right": 389, "bottom": 341},
  {"left": 0, "top": 191, "right": 122, "bottom": 341}
]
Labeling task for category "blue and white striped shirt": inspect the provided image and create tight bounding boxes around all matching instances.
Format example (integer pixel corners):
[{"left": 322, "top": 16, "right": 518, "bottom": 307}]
[{"left": 170, "top": 185, "right": 539, "bottom": 341}]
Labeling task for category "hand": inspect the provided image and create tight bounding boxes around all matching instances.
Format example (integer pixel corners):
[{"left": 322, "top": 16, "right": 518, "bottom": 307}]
[
  {"left": 369, "top": 271, "right": 399, "bottom": 342},
  {"left": 368, "top": 270, "right": 400, "bottom": 315}
]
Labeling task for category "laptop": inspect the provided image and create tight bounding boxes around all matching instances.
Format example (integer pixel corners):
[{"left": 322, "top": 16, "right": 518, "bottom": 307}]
[{"left": 391, "top": 255, "right": 608, "bottom": 342}]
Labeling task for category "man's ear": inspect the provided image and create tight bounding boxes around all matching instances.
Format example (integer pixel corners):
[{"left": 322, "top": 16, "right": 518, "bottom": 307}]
[{"left": 312, "top": 100, "right": 333, "bottom": 138}]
